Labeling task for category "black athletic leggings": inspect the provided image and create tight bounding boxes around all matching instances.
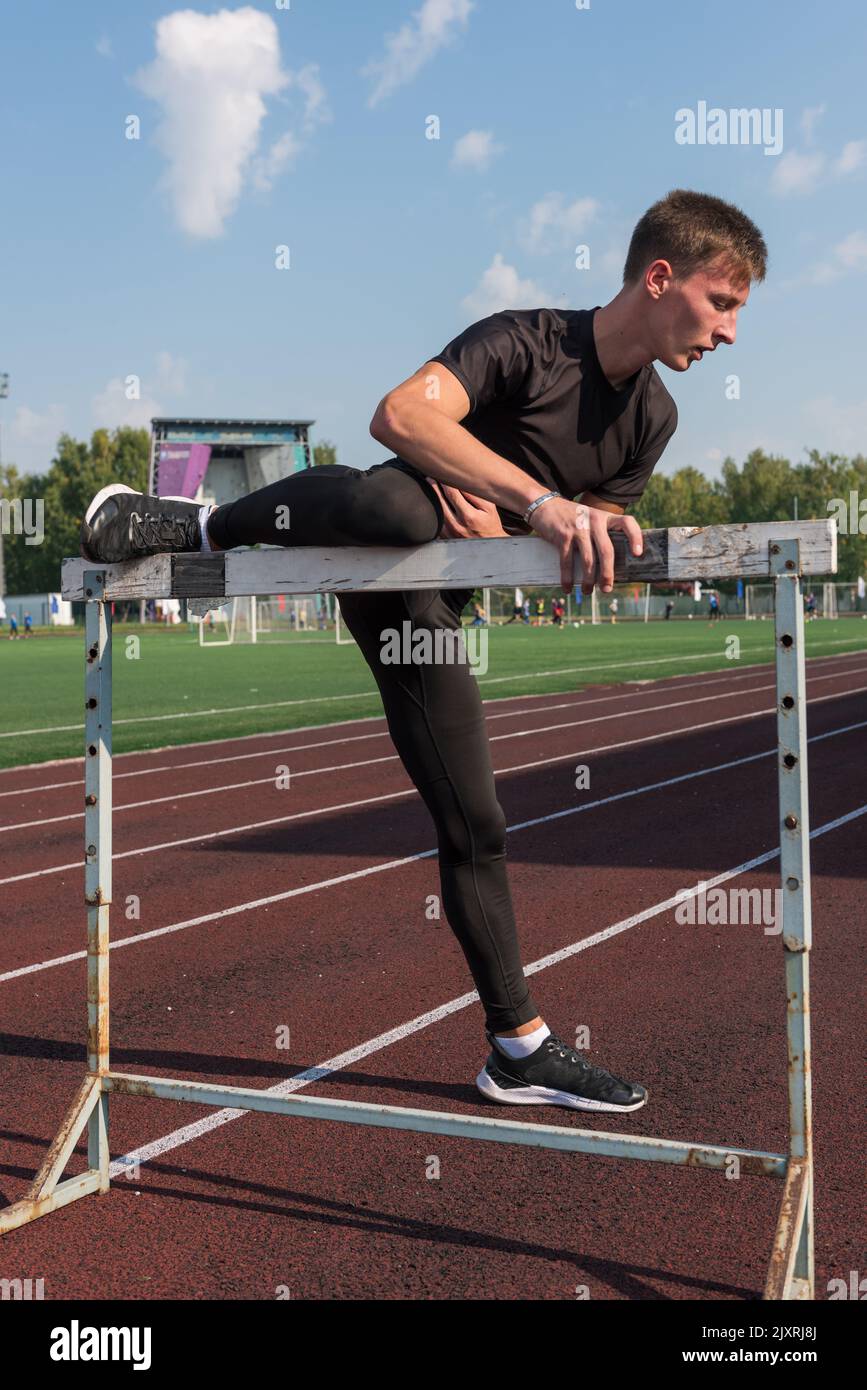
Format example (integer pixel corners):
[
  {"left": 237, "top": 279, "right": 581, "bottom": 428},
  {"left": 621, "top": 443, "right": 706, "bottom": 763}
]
[{"left": 208, "top": 459, "right": 541, "bottom": 1033}]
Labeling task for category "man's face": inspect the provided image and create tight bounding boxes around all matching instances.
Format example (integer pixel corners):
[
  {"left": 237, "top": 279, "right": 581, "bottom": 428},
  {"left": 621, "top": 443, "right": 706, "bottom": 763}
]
[{"left": 652, "top": 256, "right": 750, "bottom": 371}]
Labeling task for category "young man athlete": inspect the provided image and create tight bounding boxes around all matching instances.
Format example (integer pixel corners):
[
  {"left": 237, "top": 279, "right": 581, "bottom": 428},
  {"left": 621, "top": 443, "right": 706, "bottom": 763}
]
[{"left": 80, "top": 189, "right": 767, "bottom": 1115}]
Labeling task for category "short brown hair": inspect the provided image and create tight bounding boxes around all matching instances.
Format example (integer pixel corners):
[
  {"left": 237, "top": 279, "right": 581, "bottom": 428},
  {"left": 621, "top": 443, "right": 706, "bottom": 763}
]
[{"left": 623, "top": 188, "right": 767, "bottom": 288}]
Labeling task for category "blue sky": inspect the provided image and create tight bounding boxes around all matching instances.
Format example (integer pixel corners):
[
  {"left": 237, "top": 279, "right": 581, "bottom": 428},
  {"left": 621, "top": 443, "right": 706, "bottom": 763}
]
[{"left": 2, "top": 0, "right": 865, "bottom": 487}]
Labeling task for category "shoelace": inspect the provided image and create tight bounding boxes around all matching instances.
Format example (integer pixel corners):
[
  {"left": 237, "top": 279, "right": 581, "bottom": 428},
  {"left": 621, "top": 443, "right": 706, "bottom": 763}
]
[
  {"left": 130, "top": 510, "right": 199, "bottom": 553},
  {"left": 544, "top": 1036, "right": 614, "bottom": 1086}
]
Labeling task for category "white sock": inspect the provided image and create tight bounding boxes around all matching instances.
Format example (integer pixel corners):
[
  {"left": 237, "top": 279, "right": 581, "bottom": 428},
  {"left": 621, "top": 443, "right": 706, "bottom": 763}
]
[
  {"left": 198, "top": 504, "right": 214, "bottom": 552},
  {"left": 494, "top": 1022, "right": 551, "bottom": 1059}
]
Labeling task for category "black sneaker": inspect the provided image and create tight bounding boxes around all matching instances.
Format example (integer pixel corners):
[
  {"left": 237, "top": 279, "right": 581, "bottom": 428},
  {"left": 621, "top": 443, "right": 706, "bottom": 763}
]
[
  {"left": 80, "top": 484, "right": 203, "bottom": 563},
  {"left": 476, "top": 1029, "right": 648, "bottom": 1114}
]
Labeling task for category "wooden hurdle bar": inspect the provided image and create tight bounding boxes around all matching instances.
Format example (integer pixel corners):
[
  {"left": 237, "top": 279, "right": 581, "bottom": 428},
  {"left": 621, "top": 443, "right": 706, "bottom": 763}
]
[{"left": 2, "top": 520, "right": 836, "bottom": 1301}]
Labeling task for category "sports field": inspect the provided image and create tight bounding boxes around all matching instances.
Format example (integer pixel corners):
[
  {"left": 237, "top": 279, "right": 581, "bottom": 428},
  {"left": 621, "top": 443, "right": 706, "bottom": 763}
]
[{"left": 2, "top": 616, "right": 866, "bottom": 769}]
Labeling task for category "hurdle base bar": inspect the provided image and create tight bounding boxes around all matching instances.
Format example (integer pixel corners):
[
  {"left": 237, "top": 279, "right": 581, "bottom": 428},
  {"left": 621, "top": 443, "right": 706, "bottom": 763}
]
[{"left": 1, "top": 1067, "right": 806, "bottom": 1296}]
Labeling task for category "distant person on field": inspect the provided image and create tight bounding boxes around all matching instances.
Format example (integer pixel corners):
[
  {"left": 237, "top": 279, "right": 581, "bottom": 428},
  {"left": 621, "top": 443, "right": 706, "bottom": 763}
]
[
  {"left": 23, "top": 612, "right": 33, "bottom": 637},
  {"left": 664, "top": 599, "right": 675, "bottom": 620},
  {"left": 609, "top": 596, "right": 619, "bottom": 624},
  {"left": 8, "top": 615, "right": 19, "bottom": 639},
  {"left": 708, "top": 592, "right": 720, "bottom": 623}
]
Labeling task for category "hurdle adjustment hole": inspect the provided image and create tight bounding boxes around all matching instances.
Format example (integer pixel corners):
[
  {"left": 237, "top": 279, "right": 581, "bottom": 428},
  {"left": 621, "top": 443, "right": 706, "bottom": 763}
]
[
  {"left": 783, "top": 753, "right": 798, "bottom": 769},
  {"left": 781, "top": 695, "right": 795, "bottom": 709},
  {"left": 780, "top": 633, "right": 794, "bottom": 648}
]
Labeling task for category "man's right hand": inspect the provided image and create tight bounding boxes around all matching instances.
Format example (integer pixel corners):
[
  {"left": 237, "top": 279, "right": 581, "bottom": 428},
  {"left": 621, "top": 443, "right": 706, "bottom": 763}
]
[{"left": 527, "top": 497, "right": 644, "bottom": 595}]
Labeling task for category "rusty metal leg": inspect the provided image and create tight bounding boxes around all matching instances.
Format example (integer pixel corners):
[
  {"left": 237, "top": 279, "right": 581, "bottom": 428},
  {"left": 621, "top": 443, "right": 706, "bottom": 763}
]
[
  {"left": 764, "top": 542, "right": 814, "bottom": 1300},
  {"left": 26, "top": 1075, "right": 101, "bottom": 1201},
  {"left": 0, "top": 588, "right": 113, "bottom": 1234},
  {"left": 84, "top": 573, "right": 112, "bottom": 1193}
]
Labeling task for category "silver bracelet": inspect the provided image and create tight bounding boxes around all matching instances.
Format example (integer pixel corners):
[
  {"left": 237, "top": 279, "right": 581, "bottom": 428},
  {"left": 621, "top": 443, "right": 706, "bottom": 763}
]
[{"left": 523, "top": 490, "right": 561, "bottom": 525}]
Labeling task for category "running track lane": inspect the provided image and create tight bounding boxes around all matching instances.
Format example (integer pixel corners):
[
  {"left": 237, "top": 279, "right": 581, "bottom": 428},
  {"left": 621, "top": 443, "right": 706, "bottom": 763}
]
[{"left": 0, "top": 656, "right": 864, "bottom": 1298}]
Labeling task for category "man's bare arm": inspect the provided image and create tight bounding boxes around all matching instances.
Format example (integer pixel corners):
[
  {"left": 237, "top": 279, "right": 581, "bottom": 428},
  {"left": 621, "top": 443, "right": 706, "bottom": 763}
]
[
  {"left": 371, "top": 363, "right": 643, "bottom": 592},
  {"left": 369, "top": 361, "right": 546, "bottom": 518}
]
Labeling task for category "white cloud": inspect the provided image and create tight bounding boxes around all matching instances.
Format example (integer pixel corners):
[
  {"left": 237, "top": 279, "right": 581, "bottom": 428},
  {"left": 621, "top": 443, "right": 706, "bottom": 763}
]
[
  {"left": 95, "top": 35, "right": 113, "bottom": 60},
  {"left": 362, "top": 0, "right": 474, "bottom": 108},
  {"left": 770, "top": 149, "right": 825, "bottom": 196},
  {"left": 835, "top": 139, "right": 866, "bottom": 176},
  {"left": 520, "top": 192, "right": 599, "bottom": 252},
  {"left": 132, "top": 8, "right": 328, "bottom": 238},
  {"left": 460, "top": 253, "right": 559, "bottom": 318},
  {"left": 450, "top": 129, "right": 504, "bottom": 172},
  {"left": 834, "top": 229, "right": 867, "bottom": 269},
  {"left": 800, "top": 104, "right": 825, "bottom": 145},
  {"left": 705, "top": 447, "right": 723, "bottom": 462},
  {"left": 801, "top": 229, "right": 867, "bottom": 285},
  {"left": 771, "top": 126, "right": 865, "bottom": 198},
  {"left": 251, "top": 130, "right": 303, "bottom": 192},
  {"left": 12, "top": 403, "right": 65, "bottom": 445},
  {"left": 91, "top": 378, "right": 163, "bottom": 432},
  {"left": 90, "top": 350, "right": 194, "bottom": 429}
]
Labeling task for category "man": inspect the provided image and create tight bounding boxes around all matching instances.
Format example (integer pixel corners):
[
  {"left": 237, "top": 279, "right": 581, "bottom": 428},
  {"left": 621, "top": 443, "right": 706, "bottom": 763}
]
[
  {"left": 80, "top": 188, "right": 766, "bottom": 1114},
  {"left": 469, "top": 599, "right": 486, "bottom": 627}
]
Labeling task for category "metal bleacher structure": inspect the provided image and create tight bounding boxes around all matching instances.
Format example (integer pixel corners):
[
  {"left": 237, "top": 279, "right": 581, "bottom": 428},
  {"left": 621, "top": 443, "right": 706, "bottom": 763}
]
[{"left": 1, "top": 519, "right": 837, "bottom": 1301}]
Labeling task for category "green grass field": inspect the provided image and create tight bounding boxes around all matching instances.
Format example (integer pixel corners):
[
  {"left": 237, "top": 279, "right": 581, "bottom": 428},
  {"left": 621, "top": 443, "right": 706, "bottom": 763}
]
[{"left": 1, "top": 617, "right": 865, "bottom": 769}]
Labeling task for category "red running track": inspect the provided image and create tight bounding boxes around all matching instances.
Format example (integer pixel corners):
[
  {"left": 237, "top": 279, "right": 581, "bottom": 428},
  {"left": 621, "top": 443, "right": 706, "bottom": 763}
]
[{"left": 0, "top": 650, "right": 864, "bottom": 1300}]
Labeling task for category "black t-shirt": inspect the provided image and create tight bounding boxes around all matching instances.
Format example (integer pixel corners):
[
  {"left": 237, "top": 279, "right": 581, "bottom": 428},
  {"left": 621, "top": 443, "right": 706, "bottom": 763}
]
[{"left": 416, "top": 306, "right": 677, "bottom": 535}]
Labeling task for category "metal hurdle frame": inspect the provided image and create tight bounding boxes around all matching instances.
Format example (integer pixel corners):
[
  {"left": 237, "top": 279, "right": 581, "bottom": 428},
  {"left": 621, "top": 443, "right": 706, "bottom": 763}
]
[{"left": 3, "top": 521, "right": 835, "bottom": 1301}]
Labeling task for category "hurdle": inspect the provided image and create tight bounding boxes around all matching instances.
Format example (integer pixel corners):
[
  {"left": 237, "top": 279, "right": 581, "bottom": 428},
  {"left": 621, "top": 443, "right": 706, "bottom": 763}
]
[{"left": 3, "top": 520, "right": 835, "bottom": 1301}]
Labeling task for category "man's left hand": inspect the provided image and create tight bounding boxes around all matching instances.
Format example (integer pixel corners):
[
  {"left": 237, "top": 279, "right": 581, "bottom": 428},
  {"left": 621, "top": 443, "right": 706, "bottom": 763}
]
[{"left": 426, "top": 479, "right": 509, "bottom": 539}]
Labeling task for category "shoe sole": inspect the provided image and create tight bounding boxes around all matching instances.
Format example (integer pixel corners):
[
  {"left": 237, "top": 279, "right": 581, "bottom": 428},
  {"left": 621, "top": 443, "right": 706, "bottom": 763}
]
[{"left": 475, "top": 1066, "right": 648, "bottom": 1114}]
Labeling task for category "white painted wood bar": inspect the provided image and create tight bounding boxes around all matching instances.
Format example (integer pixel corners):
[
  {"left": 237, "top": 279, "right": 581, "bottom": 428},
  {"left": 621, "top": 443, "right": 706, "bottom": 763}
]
[{"left": 62, "top": 519, "right": 836, "bottom": 600}]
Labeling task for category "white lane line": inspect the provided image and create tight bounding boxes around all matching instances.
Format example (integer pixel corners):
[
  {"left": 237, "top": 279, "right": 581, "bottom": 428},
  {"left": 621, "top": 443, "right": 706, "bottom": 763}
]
[
  {"left": 0, "top": 689, "right": 382, "bottom": 740},
  {"left": 99, "top": 799, "right": 867, "bottom": 1177},
  {"left": 3, "top": 695, "right": 865, "bottom": 889},
  {"left": 472, "top": 636, "right": 867, "bottom": 688},
  {"left": 3, "top": 713, "right": 865, "bottom": 976},
  {"left": 2, "top": 645, "right": 864, "bottom": 784},
  {"left": 2, "top": 635, "right": 864, "bottom": 740},
  {"left": 3, "top": 668, "right": 866, "bottom": 835},
  {"left": 2, "top": 651, "right": 864, "bottom": 801}
]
